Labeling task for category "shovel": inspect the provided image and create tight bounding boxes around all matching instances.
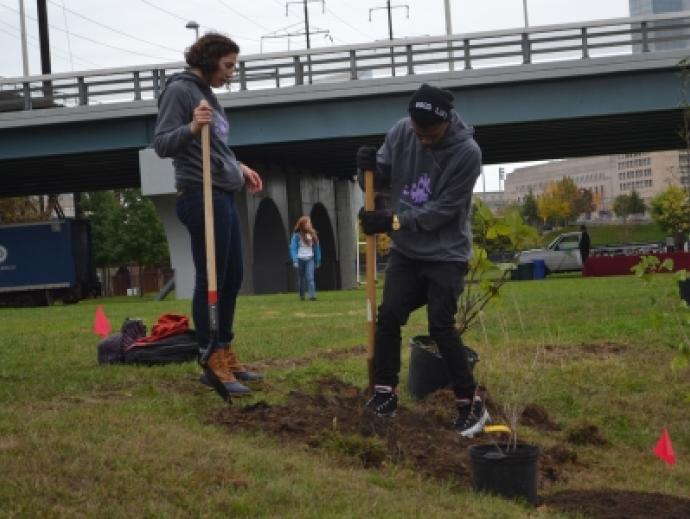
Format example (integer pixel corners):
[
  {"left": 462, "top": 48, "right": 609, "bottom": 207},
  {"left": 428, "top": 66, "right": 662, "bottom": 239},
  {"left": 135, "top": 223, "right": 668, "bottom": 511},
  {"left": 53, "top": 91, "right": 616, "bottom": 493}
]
[{"left": 198, "top": 99, "right": 231, "bottom": 403}]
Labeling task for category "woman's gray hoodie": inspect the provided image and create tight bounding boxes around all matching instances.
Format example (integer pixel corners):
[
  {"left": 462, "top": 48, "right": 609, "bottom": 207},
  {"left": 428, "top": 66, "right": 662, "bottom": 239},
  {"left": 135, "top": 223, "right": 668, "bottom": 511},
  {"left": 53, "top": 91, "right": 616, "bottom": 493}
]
[
  {"left": 377, "top": 111, "right": 481, "bottom": 262},
  {"left": 153, "top": 71, "right": 245, "bottom": 193}
]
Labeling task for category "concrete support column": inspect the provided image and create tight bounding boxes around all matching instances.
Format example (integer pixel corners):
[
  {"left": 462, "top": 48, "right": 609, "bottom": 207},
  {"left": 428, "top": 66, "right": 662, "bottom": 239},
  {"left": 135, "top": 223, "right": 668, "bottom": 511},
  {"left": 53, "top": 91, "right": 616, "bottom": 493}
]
[
  {"left": 139, "top": 148, "right": 195, "bottom": 298},
  {"left": 335, "top": 178, "right": 359, "bottom": 289}
]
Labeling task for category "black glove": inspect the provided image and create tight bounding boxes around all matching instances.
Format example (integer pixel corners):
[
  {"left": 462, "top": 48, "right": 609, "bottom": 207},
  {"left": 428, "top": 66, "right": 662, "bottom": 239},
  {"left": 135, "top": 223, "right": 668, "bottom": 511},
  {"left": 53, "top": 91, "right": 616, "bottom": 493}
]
[
  {"left": 356, "top": 146, "right": 377, "bottom": 171},
  {"left": 359, "top": 207, "right": 393, "bottom": 235}
]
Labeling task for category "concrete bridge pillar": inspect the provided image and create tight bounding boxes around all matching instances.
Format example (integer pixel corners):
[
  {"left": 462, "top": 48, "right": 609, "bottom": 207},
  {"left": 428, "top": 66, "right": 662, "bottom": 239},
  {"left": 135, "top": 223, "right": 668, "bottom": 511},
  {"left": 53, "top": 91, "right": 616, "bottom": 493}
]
[{"left": 138, "top": 149, "right": 357, "bottom": 298}]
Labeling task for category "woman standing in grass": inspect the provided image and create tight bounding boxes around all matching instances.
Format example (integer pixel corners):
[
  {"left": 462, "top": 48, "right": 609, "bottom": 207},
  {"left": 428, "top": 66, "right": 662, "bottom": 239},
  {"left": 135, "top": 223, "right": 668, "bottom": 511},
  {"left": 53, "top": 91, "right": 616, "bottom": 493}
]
[
  {"left": 289, "top": 216, "right": 321, "bottom": 301},
  {"left": 153, "top": 33, "right": 263, "bottom": 396}
]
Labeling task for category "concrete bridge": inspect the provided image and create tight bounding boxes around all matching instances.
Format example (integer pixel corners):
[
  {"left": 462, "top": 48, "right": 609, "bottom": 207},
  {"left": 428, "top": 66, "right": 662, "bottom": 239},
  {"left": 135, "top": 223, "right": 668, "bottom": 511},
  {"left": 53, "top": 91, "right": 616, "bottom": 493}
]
[{"left": 1, "top": 11, "right": 690, "bottom": 296}]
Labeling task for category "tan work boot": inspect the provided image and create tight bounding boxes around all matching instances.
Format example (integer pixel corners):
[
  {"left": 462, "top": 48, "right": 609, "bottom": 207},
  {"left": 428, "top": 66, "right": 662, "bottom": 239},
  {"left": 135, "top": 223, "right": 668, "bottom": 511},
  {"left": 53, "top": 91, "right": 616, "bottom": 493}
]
[
  {"left": 199, "top": 347, "right": 251, "bottom": 396},
  {"left": 227, "top": 345, "right": 264, "bottom": 382}
]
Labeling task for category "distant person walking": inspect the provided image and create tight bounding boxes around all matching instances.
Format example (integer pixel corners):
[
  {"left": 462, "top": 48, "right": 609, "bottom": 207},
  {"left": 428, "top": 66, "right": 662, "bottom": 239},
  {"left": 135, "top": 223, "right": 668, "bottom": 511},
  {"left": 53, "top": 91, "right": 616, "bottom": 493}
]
[
  {"left": 579, "top": 224, "right": 591, "bottom": 265},
  {"left": 289, "top": 216, "right": 321, "bottom": 301}
]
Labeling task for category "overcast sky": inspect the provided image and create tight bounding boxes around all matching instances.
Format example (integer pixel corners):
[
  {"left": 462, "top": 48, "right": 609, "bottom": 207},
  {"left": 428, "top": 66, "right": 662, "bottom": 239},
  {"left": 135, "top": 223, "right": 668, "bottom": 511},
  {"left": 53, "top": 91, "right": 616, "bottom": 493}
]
[{"left": 0, "top": 0, "right": 632, "bottom": 189}]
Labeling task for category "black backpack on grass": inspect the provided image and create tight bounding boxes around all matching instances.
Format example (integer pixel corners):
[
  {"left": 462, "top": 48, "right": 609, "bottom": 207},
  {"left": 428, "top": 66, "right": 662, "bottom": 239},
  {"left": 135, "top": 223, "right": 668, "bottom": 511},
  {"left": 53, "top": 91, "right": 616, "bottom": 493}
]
[
  {"left": 123, "top": 331, "right": 198, "bottom": 365},
  {"left": 97, "top": 318, "right": 147, "bottom": 365},
  {"left": 97, "top": 317, "right": 198, "bottom": 366}
]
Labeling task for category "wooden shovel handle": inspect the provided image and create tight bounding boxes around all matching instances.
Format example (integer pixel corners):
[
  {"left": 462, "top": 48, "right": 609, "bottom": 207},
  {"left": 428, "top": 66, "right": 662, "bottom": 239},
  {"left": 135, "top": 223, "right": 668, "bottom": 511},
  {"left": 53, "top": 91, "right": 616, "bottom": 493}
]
[
  {"left": 200, "top": 100, "right": 217, "bottom": 305},
  {"left": 364, "top": 169, "right": 376, "bottom": 390}
]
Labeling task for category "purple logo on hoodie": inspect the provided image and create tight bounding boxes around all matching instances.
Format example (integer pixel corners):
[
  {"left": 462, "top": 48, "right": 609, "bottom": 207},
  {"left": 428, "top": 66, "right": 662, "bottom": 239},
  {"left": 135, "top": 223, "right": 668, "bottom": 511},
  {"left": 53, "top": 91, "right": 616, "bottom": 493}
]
[
  {"left": 213, "top": 111, "right": 229, "bottom": 141},
  {"left": 402, "top": 173, "right": 432, "bottom": 206}
]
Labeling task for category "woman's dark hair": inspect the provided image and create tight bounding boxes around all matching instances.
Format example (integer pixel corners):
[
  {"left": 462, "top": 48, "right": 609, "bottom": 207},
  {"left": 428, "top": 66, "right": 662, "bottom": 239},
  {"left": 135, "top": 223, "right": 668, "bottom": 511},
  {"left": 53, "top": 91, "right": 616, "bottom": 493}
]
[{"left": 185, "top": 33, "right": 240, "bottom": 77}]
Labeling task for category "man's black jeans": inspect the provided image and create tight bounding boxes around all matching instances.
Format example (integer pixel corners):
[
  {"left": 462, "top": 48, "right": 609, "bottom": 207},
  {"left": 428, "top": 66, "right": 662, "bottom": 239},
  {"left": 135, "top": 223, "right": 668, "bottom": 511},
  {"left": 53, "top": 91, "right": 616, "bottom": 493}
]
[{"left": 374, "top": 249, "right": 476, "bottom": 398}]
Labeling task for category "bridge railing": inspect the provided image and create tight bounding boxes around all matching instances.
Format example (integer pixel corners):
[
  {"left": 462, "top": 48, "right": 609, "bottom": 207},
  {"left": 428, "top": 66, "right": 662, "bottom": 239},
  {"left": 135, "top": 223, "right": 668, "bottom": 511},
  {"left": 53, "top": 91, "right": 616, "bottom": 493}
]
[{"left": 1, "top": 11, "right": 690, "bottom": 111}]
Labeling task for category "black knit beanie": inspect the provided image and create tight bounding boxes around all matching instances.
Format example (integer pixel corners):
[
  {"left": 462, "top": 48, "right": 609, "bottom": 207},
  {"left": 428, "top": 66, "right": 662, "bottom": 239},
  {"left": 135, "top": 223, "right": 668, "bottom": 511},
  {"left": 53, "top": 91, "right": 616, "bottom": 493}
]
[{"left": 408, "top": 83, "right": 454, "bottom": 128}]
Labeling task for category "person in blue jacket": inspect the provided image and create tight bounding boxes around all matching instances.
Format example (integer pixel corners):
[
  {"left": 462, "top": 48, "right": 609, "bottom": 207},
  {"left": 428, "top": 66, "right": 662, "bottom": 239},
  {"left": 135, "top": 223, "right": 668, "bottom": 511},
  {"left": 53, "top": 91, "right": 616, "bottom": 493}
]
[{"left": 289, "top": 216, "right": 321, "bottom": 301}]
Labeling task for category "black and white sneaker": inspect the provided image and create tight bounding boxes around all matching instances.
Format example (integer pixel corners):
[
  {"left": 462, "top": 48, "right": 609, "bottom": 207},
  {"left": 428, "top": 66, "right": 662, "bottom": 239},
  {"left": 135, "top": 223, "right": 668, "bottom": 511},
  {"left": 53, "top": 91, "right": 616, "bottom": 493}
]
[
  {"left": 365, "top": 386, "right": 398, "bottom": 417},
  {"left": 455, "top": 398, "right": 490, "bottom": 438}
]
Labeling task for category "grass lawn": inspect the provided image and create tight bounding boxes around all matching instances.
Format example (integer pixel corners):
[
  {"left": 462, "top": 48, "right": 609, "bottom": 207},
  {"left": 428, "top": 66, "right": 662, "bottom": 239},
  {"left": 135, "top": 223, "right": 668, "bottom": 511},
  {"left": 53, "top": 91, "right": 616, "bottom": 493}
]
[{"left": 1, "top": 273, "right": 689, "bottom": 517}]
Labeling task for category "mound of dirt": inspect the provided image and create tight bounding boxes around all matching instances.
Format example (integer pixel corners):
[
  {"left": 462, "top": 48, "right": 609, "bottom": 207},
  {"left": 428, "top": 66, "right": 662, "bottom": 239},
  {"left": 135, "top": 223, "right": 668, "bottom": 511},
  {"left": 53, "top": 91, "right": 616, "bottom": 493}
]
[
  {"left": 566, "top": 424, "right": 609, "bottom": 446},
  {"left": 206, "top": 377, "right": 571, "bottom": 489},
  {"left": 545, "top": 489, "right": 690, "bottom": 519},
  {"left": 520, "top": 404, "right": 562, "bottom": 431}
]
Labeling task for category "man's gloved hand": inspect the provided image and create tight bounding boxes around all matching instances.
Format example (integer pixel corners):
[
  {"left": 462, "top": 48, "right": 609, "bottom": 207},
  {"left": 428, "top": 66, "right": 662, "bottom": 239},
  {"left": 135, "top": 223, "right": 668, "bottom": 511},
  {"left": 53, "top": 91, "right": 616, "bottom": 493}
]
[
  {"left": 359, "top": 207, "right": 393, "bottom": 235},
  {"left": 356, "top": 146, "right": 377, "bottom": 171}
]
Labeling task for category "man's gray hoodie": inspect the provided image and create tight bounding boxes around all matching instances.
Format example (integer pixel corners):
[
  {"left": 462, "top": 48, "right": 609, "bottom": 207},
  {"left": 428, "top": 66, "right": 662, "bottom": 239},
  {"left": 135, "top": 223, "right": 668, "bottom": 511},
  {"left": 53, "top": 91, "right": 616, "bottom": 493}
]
[
  {"left": 153, "top": 71, "right": 245, "bottom": 192},
  {"left": 377, "top": 111, "right": 481, "bottom": 262}
]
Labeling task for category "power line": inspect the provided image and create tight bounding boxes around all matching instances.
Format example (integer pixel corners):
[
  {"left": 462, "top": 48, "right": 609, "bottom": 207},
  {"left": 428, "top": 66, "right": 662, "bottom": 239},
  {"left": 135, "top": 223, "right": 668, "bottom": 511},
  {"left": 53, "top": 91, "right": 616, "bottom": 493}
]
[
  {"left": 47, "top": 0, "right": 181, "bottom": 53},
  {"left": 138, "top": 0, "right": 189, "bottom": 23},
  {"left": 0, "top": 2, "right": 173, "bottom": 61},
  {"left": 260, "top": 23, "right": 331, "bottom": 52},
  {"left": 216, "top": 0, "right": 272, "bottom": 32},
  {"left": 325, "top": 5, "right": 376, "bottom": 41},
  {"left": 58, "top": 0, "right": 74, "bottom": 70},
  {"left": 138, "top": 0, "right": 260, "bottom": 42},
  {"left": 0, "top": 18, "right": 98, "bottom": 68}
]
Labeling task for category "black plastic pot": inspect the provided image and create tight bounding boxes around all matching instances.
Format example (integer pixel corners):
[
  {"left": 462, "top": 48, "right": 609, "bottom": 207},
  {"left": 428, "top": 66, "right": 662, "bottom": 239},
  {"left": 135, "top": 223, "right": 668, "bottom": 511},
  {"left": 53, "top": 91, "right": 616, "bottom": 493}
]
[
  {"left": 406, "top": 336, "right": 479, "bottom": 400},
  {"left": 469, "top": 443, "right": 541, "bottom": 506}
]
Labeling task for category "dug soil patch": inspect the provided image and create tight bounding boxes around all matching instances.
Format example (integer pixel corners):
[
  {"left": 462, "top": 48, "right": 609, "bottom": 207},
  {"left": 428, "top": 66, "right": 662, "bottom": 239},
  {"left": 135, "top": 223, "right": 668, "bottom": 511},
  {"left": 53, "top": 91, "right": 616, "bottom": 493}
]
[
  {"left": 206, "top": 377, "right": 571, "bottom": 489},
  {"left": 545, "top": 489, "right": 690, "bottom": 519},
  {"left": 543, "top": 342, "right": 629, "bottom": 363}
]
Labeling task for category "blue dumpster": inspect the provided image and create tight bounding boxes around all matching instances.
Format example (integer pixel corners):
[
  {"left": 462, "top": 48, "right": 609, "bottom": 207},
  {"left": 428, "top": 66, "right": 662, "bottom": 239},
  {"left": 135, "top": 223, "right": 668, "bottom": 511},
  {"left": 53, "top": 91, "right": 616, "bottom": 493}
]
[{"left": 532, "top": 259, "right": 546, "bottom": 280}]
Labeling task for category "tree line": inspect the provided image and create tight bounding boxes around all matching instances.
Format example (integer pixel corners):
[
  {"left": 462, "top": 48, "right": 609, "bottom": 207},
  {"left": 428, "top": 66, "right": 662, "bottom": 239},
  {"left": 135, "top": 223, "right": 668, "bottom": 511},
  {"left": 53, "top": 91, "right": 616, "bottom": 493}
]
[
  {"left": 515, "top": 175, "right": 689, "bottom": 236},
  {"left": 0, "top": 189, "right": 169, "bottom": 270}
]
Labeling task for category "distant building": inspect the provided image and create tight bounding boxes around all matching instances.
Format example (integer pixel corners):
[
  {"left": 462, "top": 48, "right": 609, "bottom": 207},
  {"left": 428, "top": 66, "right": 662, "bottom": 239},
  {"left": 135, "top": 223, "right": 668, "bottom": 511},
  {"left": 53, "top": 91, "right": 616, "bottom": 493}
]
[
  {"left": 503, "top": 150, "right": 687, "bottom": 217},
  {"left": 473, "top": 190, "right": 513, "bottom": 214},
  {"left": 630, "top": 0, "right": 690, "bottom": 51}
]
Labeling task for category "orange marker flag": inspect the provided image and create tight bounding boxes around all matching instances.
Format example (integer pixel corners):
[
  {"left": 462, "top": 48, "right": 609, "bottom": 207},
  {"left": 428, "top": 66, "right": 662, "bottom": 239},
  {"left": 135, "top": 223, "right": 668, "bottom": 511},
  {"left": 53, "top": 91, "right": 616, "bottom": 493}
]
[
  {"left": 93, "top": 305, "right": 112, "bottom": 338},
  {"left": 652, "top": 428, "right": 676, "bottom": 466}
]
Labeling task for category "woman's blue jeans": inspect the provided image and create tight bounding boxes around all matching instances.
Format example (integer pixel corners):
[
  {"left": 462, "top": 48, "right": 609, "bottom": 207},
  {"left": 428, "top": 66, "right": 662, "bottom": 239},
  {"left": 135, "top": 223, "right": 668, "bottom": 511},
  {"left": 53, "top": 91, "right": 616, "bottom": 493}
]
[
  {"left": 176, "top": 188, "right": 243, "bottom": 349},
  {"left": 297, "top": 258, "right": 316, "bottom": 299}
]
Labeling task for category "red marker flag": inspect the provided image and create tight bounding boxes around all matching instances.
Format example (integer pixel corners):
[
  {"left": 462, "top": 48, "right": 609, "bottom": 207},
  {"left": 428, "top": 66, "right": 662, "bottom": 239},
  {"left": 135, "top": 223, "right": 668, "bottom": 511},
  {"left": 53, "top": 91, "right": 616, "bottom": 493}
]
[
  {"left": 652, "top": 428, "right": 676, "bottom": 466},
  {"left": 93, "top": 305, "right": 112, "bottom": 338}
]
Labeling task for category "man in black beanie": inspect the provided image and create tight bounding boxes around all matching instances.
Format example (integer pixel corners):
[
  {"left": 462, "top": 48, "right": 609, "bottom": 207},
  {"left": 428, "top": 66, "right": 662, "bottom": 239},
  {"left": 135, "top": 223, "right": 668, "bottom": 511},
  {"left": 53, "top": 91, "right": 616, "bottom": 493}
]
[{"left": 356, "top": 83, "right": 488, "bottom": 438}]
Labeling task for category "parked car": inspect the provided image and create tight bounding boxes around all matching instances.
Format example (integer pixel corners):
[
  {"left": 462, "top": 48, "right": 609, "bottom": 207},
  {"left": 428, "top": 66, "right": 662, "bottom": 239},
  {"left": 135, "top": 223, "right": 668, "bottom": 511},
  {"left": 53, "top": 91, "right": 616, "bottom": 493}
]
[
  {"left": 515, "top": 232, "right": 667, "bottom": 275},
  {"left": 515, "top": 232, "right": 582, "bottom": 274}
]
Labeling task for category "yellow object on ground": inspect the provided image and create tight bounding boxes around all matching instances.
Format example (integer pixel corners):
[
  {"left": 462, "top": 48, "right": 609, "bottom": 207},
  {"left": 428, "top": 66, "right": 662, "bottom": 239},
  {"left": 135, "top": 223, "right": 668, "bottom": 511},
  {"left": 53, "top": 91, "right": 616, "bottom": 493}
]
[{"left": 483, "top": 424, "right": 512, "bottom": 434}]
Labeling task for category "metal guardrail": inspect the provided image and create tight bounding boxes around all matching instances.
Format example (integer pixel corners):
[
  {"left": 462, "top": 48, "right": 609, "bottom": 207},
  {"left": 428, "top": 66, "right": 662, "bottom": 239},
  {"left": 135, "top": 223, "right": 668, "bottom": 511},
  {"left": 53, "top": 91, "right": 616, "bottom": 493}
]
[{"left": 1, "top": 11, "right": 690, "bottom": 111}]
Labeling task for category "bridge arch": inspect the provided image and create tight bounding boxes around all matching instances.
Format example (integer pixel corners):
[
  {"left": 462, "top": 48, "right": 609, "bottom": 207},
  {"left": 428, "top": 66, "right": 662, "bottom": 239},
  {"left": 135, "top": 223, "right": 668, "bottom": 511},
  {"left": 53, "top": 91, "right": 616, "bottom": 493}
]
[
  {"left": 310, "top": 202, "right": 338, "bottom": 291},
  {"left": 252, "top": 198, "right": 289, "bottom": 294}
]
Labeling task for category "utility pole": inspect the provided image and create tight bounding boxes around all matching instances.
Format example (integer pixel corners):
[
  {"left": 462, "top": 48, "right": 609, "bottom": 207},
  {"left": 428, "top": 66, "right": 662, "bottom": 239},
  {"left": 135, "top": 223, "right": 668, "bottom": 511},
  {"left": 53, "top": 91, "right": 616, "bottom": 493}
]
[
  {"left": 286, "top": 0, "right": 325, "bottom": 84},
  {"left": 261, "top": 24, "right": 330, "bottom": 54},
  {"left": 443, "top": 0, "right": 453, "bottom": 71},
  {"left": 522, "top": 0, "right": 529, "bottom": 28},
  {"left": 19, "top": 0, "right": 29, "bottom": 76},
  {"left": 37, "top": 0, "right": 52, "bottom": 98},
  {"left": 369, "top": 1, "right": 409, "bottom": 77}
]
